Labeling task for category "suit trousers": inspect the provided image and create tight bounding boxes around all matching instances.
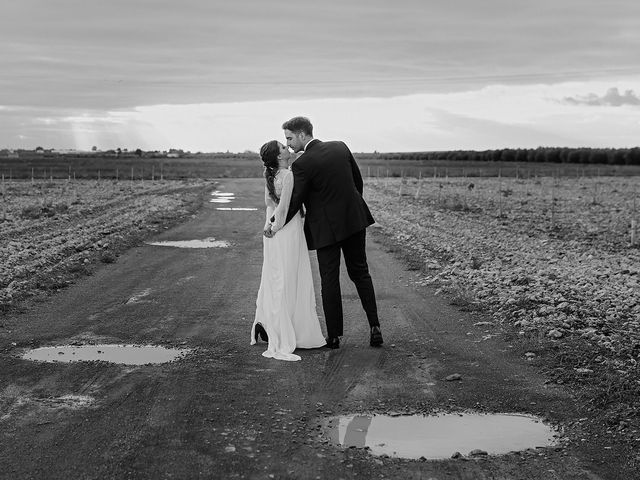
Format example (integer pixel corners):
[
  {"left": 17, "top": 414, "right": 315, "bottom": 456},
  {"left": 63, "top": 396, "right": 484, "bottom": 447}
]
[{"left": 316, "top": 228, "right": 379, "bottom": 338}]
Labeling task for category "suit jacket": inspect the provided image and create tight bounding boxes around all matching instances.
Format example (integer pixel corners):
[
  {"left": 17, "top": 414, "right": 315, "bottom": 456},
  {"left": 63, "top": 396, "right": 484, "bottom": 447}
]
[{"left": 284, "top": 139, "right": 375, "bottom": 250}]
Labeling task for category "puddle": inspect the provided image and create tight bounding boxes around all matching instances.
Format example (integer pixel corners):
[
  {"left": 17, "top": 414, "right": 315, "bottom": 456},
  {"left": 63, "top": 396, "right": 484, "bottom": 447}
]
[
  {"left": 326, "top": 413, "right": 559, "bottom": 459},
  {"left": 176, "top": 275, "right": 196, "bottom": 285},
  {"left": 38, "top": 394, "right": 94, "bottom": 409},
  {"left": 210, "top": 191, "right": 235, "bottom": 203},
  {"left": 146, "top": 238, "right": 230, "bottom": 248},
  {"left": 216, "top": 207, "right": 258, "bottom": 211},
  {"left": 22, "top": 344, "right": 191, "bottom": 365},
  {"left": 126, "top": 288, "right": 152, "bottom": 304}
]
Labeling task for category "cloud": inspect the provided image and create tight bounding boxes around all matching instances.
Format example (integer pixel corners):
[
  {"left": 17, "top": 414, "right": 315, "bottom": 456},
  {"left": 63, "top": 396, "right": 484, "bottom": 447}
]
[
  {"left": 3, "top": 80, "right": 640, "bottom": 151},
  {"left": 425, "top": 109, "right": 582, "bottom": 150},
  {"left": 3, "top": 1, "right": 640, "bottom": 111},
  {"left": 562, "top": 87, "right": 640, "bottom": 107}
]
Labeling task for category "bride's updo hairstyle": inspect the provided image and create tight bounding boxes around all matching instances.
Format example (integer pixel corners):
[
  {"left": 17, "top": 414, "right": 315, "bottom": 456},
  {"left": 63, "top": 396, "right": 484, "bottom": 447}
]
[{"left": 260, "top": 140, "right": 280, "bottom": 203}]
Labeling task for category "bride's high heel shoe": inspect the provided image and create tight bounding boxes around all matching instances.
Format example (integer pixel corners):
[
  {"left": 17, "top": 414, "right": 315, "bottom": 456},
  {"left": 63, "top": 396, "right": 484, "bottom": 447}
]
[{"left": 254, "top": 323, "right": 268, "bottom": 342}]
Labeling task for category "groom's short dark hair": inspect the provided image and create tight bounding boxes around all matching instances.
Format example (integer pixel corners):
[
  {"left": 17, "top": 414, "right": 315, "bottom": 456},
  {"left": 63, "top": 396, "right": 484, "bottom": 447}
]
[{"left": 282, "top": 116, "right": 313, "bottom": 136}]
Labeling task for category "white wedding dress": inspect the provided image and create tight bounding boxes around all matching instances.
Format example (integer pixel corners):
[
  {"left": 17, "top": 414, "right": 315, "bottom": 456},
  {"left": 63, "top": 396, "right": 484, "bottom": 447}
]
[{"left": 251, "top": 168, "right": 326, "bottom": 361}]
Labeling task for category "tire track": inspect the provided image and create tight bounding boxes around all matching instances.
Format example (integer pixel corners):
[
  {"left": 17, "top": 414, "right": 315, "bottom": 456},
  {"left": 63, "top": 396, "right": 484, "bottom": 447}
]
[{"left": 311, "top": 344, "right": 387, "bottom": 403}]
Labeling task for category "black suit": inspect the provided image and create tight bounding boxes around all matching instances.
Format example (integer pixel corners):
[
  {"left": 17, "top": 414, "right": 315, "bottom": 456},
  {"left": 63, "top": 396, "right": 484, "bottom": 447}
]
[{"left": 284, "top": 139, "right": 379, "bottom": 338}]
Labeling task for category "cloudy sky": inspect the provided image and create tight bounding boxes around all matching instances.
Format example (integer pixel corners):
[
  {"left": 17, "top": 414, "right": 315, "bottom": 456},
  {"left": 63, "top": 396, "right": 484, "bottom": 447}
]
[{"left": 1, "top": 0, "right": 639, "bottom": 152}]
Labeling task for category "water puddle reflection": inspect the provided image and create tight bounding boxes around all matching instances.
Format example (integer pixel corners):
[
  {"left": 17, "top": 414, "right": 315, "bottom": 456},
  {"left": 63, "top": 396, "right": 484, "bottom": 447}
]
[
  {"left": 39, "top": 394, "right": 94, "bottom": 409},
  {"left": 22, "top": 344, "right": 191, "bottom": 365},
  {"left": 216, "top": 207, "right": 258, "bottom": 211},
  {"left": 210, "top": 191, "right": 235, "bottom": 204},
  {"left": 146, "top": 238, "right": 230, "bottom": 248},
  {"left": 326, "top": 413, "right": 559, "bottom": 459},
  {"left": 126, "top": 288, "right": 152, "bottom": 304}
]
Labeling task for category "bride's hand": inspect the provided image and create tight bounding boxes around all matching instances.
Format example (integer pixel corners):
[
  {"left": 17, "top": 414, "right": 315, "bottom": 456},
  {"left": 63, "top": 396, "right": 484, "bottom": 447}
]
[{"left": 263, "top": 225, "right": 274, "bottom": 238}]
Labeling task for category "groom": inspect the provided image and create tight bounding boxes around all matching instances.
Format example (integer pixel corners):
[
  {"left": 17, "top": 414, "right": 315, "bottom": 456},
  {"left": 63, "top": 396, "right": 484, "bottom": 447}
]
[{"left": 270, "top": 116, "right": 383, "bottom": 349}]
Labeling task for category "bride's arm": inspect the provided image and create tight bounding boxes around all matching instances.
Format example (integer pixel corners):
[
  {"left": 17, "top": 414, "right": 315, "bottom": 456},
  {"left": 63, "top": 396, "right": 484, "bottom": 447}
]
[
  {"left": 270, "top": 170, "right": 294, "bottom": 233},
  {"left": 264, "top": 185, "right": 276, "bottom": 231}
]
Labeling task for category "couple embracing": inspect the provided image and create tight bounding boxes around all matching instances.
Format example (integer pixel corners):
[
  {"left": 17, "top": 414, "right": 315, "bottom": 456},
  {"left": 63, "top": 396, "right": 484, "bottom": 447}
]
[{"left": 250, "top": 116, "right": 383, "bottom": 361}]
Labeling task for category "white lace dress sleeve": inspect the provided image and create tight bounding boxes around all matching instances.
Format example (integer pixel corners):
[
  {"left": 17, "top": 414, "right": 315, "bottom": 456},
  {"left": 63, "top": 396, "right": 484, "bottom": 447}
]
[
  {"left": 270, "top": 169, "right": 294, "bottom": 233},
  {"left": 264, "top": 185, "right": 277, "bottom": 231}
]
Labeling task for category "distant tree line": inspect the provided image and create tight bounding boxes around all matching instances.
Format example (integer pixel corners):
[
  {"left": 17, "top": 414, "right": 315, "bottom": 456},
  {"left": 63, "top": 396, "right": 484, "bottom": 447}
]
[
  {"left": 0, "top": 148, "right": 258, "bottom": 160},
  {"left": 3, "top": 146, "right": 640, "bottom": 166},
  {"left": 366, "top": 147, "right": 640, "bottom": 165}
]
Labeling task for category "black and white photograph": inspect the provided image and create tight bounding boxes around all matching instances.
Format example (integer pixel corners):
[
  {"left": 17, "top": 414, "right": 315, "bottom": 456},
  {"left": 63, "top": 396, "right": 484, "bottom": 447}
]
[{"left": 1, "top": 1, "right": 639, "bottom": 479}]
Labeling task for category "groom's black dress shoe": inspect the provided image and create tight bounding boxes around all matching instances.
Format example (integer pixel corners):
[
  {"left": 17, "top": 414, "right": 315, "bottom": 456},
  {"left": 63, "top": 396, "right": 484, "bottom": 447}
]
[
  {"left": 325, "top": 337, "right": 340, "bottom": 349},
  {"left": 254, "top": 323, "right": 268, "bottom": 342},
  {"left": 370, "top": 326, "right": 383, "bottom": 347}
]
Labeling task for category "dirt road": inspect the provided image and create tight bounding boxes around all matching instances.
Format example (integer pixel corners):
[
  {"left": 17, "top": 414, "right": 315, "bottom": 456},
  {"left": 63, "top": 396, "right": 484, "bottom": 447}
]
[{"left": 0, "top": 178, "right": 621, "bottom": 479}]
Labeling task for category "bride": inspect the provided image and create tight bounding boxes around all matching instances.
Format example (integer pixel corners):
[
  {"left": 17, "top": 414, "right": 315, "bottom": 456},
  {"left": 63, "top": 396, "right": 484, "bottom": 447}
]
[{"left": 250, "top": 140, "right": 326, "bottom": 361}]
